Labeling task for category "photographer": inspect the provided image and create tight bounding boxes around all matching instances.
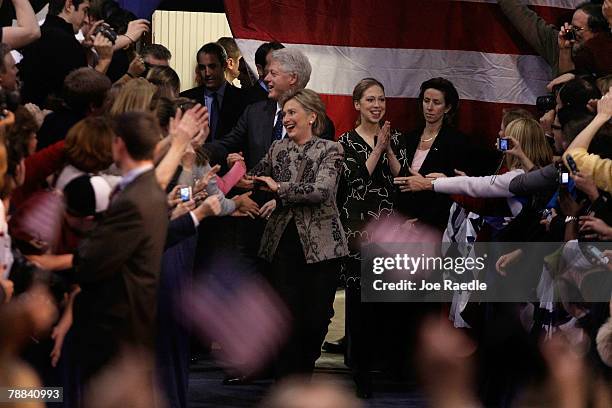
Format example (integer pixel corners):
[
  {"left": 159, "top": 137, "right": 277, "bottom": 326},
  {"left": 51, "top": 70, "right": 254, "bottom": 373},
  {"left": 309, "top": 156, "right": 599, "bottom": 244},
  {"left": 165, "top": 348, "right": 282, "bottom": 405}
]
[
  {"left": 559, "top": 3, "right": 612, "bottom": 77},
  {"left": 499, "top": 0, "right": 612, "bottom": 77},
  {"left": 19, "top": 0, "right": 115, "bottom": 108},
  {"left": 0, "top": 0, "right": 40, "bottom": 49},
  {"left": 86, "top": 0, "right": 150, "bottom": 82}
]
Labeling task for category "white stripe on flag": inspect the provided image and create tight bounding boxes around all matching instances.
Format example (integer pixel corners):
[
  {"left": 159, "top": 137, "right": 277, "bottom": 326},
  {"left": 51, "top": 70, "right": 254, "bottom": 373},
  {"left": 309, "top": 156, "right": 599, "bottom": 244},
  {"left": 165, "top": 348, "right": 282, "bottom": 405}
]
[{"left": 237, "top": 39, "right": 552, "bottom": 105}]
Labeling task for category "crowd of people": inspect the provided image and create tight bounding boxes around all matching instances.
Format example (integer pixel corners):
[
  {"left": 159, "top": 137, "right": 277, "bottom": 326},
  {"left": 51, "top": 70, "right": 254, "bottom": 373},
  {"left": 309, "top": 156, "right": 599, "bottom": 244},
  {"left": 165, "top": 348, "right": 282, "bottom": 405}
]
[{"left": 0, "top": 0, "right": 612, "bottom": 407}]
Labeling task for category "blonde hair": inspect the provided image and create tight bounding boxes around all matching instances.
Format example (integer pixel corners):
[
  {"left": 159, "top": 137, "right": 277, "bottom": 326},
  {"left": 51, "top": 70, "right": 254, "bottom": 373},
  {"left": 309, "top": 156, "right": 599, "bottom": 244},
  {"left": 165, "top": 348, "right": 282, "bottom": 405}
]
[
  {"left": 109, "top": 78, "right": 157, "bottom": 116},
  {"left": 596, "top": 74, "right": 612, "bottom": 95},
  {"left": 501, "top": 108, "right": 533, "bottom": 128},
  {"left": 281, "top": 89, "right": 326, "bottom": 136},
  {"left": 504, "top": 118, "right": 553, "bottom": 170},
  {"left": 596, "top": 318, "right": 612, "bottom": 367}
]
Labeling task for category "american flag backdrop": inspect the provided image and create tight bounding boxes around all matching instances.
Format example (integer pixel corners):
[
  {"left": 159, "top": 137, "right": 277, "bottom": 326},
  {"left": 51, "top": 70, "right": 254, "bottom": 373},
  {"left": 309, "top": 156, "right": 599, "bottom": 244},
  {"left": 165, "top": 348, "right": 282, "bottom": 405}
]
[{"left": 225, "top": 0, "right": 581, "bottom": 142}]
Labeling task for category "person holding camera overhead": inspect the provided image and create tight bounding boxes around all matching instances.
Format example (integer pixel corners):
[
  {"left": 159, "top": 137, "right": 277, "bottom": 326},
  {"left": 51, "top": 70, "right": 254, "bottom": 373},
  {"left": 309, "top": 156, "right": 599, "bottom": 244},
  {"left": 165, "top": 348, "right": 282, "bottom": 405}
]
[
  {"left": 249, "top": 88, "right": 348, "bottom": 379},
  {"left": 19, "top": 0, "right": 111, "bottom": 108},
  {"left": 498, "top": 0, "right": 612, "bottom": 78},
  {"left": 18, "top": 0, "right": 150, "bottom": 109}
]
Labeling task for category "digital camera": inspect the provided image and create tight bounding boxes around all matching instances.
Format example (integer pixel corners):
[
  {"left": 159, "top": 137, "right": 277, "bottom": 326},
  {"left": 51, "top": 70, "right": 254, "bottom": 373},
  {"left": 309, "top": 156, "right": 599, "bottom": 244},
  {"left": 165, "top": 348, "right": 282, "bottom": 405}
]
[{"left": 92, "top": 23, "right": 118, "bottom": 45}]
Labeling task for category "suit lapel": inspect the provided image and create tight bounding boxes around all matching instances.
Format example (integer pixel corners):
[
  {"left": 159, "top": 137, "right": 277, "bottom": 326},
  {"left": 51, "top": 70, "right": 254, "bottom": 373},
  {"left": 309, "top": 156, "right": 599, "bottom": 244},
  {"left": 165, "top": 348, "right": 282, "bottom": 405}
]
[
  {"left": 262, "top": 99, "right": 277, "bottom": 147},
  {"left": 418, "top": 126, "right": 448, "bottom": 175},
  {"left": 219, "top": 82, "right": 233, "bottom": 118}
]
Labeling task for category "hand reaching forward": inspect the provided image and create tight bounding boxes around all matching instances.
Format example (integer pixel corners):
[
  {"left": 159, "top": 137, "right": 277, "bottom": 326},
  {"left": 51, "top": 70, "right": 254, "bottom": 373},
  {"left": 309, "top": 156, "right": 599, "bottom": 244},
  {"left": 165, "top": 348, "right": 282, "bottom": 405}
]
[{"left": 170, "top": 105, "right": 209, "bottom": 146}]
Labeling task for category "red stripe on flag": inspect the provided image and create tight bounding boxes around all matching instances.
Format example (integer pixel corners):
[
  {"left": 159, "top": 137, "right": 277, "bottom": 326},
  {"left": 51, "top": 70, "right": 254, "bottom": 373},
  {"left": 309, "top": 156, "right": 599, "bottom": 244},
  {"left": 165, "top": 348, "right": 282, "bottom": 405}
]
[
  {"left": 319, "top": 94, "right": 537, "bottom": 144},
  {"left": 226, "top": 0, "right": 572, "bottom": 55}
]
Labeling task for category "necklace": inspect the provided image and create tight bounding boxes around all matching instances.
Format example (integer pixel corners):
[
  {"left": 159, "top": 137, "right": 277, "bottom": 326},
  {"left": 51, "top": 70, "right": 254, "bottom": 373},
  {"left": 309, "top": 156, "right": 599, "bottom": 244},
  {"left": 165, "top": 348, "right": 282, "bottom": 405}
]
[{"left": 420, "top": 129, "right": 440, "bottom": 143}]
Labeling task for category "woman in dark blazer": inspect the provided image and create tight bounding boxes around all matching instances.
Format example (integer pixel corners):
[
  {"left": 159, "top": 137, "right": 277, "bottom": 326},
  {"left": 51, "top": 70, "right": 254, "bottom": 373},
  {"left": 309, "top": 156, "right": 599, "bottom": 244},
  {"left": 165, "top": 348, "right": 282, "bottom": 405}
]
[
  {"left": 394, "top": 77, "right": 470, "bottom": 231},
  {"left": 250, "top": 89, "right": 348, "bottom": 378}
]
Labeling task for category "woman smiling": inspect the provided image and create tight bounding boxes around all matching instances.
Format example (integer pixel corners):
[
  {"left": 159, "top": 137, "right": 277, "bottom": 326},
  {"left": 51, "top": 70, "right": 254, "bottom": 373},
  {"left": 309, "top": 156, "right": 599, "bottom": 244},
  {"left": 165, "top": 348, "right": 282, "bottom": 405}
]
[
  {"left": 337, "top": 78, "right": 406, "bottom": 397},
  {"left": 250, "top": 89, "right": 348, "bottom": 378}
]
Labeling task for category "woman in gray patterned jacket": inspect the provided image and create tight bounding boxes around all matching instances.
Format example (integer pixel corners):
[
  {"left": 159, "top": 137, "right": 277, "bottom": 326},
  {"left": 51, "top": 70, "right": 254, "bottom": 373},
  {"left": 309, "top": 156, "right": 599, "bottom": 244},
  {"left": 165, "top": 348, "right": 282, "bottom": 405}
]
[{"left": 251, "top": 88, "right": 348, "bottom": 378}]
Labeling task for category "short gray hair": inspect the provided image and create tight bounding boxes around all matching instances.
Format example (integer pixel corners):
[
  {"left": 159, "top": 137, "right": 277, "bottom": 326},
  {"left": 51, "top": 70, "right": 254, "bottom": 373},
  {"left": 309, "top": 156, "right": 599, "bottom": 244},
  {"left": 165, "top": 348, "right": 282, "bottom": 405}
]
[{"left": 270, "top": 48, "right": 311, "bottom": 90}]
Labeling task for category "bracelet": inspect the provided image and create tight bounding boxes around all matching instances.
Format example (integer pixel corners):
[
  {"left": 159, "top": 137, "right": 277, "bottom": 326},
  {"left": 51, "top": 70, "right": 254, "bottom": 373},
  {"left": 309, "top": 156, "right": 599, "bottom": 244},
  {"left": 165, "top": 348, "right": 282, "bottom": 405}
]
[
  {"left": 123, "top": 33, "right": 135, "bottom": 44},
  {"left": 565, "top": 215, "right": 578, "bottom": 224},
  {"left": 126, "top": 72, "right": 136, "bottom": 78}
]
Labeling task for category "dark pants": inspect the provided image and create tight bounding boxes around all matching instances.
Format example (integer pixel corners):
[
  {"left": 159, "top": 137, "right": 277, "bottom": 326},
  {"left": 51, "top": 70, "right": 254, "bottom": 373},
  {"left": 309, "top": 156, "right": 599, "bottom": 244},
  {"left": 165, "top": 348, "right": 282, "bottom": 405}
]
[
  {"left": 345, "top": 260, "right": 416, "bottom": 381},
  {"left": 156, "top": 235, "right": 197, "bottom": 408},
  {"left": 236, "top": 216, "right": 267, "bottom": 278},
  {"left": 269, "top": 221, "right": 339, "bottom": 379}
]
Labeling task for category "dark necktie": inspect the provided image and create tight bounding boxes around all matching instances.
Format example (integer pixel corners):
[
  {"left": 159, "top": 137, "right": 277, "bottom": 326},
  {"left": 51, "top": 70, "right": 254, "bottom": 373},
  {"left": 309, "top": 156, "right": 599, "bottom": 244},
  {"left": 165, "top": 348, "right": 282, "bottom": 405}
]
[
  {"left": 209, "top": 92, "right": 220, "bottom": 141},
  {"left": 272, "top": 110, "right": 283, "bottom": 141}
]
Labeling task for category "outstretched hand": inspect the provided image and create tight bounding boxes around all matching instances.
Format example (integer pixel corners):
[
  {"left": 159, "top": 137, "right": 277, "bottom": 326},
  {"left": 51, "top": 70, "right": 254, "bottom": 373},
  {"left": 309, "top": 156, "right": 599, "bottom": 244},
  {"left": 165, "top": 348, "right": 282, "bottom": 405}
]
[{"left": 169, "top": 105, "right": 209, "bottom": 146}]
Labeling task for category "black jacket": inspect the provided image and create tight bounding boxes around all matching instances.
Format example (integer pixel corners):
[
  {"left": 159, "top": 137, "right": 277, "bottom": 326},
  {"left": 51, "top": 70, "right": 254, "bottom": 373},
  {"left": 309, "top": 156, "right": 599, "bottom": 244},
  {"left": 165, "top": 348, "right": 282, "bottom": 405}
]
[
  {"left": 19, "top": 15, "right": 87, "bottom": 108},
  {"left": 73, "top": 170, "right": 168, "bottom": 359},
  {"left": 210, "top": 99, "right": 336, "bottom": 170},
  {"left": 396, "top": 125, "right": 470, "bottom": 230},
  {"left": 180, "top": 82, "right": 248, "bottom": 166}
]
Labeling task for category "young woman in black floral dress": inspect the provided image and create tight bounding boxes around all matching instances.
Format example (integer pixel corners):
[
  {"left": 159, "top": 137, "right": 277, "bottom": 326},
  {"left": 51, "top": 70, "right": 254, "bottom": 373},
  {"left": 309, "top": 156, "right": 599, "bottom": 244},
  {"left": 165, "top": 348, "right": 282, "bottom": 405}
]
[{"left": 338, "top": 78, "right": 407, "bottom": 397}]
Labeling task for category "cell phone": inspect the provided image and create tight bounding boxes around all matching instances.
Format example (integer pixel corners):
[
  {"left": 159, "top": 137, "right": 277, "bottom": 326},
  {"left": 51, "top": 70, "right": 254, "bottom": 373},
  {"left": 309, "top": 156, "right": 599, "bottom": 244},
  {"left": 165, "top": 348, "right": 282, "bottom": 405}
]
[
  {"left": 179, "top": 186, "right": 192, "bottom": 202},
  {"left": 566, "top": 155, "right": 579, "bottom": 174},
  {"left": 585, "top": 245, "right": 609, "bottom": 266},
  {"left": 541, "top": 208, "right": 554, "bottom": 223},
  {"left": 497, "top": 137, "right": 509, "bottom": 151},
  {"left": 560, "top": 172, "right": 569, "bottom": 185}
]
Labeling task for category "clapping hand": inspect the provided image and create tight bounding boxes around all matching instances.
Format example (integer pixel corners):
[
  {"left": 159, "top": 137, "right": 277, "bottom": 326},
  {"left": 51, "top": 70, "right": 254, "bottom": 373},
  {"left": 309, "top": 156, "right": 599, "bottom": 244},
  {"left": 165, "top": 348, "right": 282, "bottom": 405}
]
[
  {"left": 375, "top": 121, "right": 391, "bottom": 153},
  {"left": 169, "top": 104, "right": 209, "bottom": 146}
]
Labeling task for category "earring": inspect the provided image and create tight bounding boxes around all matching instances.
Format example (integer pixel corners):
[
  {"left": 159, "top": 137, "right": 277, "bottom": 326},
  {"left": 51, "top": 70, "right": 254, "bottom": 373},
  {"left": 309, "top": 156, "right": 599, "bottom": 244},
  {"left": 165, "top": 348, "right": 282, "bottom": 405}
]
[{"left": 308, "top": 121, "right": 313, "bottom": 125}]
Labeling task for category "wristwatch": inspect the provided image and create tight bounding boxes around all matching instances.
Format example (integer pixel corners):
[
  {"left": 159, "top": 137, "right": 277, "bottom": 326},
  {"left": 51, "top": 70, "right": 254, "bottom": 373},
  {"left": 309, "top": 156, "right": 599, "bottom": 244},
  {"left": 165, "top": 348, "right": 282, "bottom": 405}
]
[{"left": 565, "top": 215, "right": 578, "bottom": 223}]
